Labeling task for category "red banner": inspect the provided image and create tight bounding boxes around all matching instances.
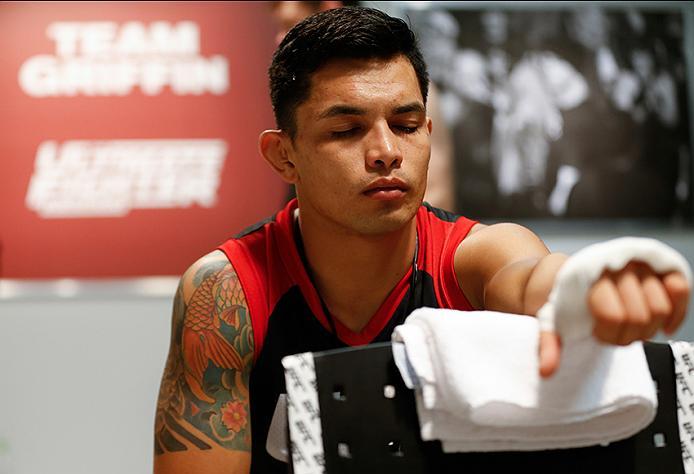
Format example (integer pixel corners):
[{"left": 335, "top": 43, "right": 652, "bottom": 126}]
[{"left": 0, "top": 2, "right": 286, "bottom": 278}]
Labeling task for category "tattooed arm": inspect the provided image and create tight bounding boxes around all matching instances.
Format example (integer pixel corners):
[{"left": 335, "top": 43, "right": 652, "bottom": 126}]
[{"left": 154, "top": 250, "right": 254, "bottom": 474}]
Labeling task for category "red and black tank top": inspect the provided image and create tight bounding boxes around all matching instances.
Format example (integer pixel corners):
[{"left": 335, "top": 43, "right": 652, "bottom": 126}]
[{"left": 217, "top": 199, "right": 477, "bottom": 473}]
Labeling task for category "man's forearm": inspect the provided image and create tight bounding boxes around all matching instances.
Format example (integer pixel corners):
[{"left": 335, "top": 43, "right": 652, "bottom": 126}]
[
  {"left": 522, "top": 253, "right": 569, "bottom": 316},
  {"left": 482, "top": 252, "right": 567, "bottom": 316}
]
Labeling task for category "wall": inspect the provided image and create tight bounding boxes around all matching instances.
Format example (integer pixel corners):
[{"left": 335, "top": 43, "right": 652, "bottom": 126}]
[{"left": 0, "top": 292, "right": 173, "bottom": 474}]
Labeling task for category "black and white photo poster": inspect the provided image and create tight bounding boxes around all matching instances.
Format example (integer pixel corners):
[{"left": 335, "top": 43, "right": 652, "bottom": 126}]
[{"left": 408, "top": 6, "right": 691, "bottom": 219}]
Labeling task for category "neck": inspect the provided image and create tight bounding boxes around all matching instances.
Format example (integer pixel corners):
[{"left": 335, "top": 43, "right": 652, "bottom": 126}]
[{"left": 296, "top": 210, "right": 417, "bottom": 333}]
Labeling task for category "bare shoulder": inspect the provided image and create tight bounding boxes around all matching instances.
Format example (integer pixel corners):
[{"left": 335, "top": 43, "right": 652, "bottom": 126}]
[
  {"left": 461, "top": 222, "right": 547, "bottom": 255},
  {"left": 178, "top": 250, "right": 236, "bottom": 302},
  {"left": 454, "top": 223, "right": 550, "bottom": 308},
  {"left": 154, "top": 250, "right": 253, "bottom": 473}
]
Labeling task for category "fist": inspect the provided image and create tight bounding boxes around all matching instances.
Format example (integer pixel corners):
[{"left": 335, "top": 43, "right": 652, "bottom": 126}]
[
  {"left": 539, "top": 262, "right": 690, "bottom": 378},
  {"left": 589, "top": 262, "right": 690, "bottom": 344}
]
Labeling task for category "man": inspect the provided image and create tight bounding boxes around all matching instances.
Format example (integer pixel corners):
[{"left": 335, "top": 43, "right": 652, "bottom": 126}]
[{"left": 153, "top": 7, "right": 690, "bottom": 474}]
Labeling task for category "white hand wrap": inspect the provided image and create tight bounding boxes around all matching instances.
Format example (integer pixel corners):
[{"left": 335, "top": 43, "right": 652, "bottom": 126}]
[{"left": 536, "top": 237, "right": 692, "bottom": 340}]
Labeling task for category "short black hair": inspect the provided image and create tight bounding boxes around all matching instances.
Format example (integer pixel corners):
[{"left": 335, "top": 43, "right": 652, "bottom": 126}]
[{"left": 269, "top": 6, "right": 429, "bottom": 138}]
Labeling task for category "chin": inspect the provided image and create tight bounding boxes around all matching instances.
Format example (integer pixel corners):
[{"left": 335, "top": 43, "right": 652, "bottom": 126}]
[{"left": 353, "top": 200, "right": 420, "bottom": 235}]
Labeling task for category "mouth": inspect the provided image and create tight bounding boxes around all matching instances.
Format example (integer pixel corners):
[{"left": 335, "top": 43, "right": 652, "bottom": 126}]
[{"left": 363, "top": 178, "right": 409, "bottom": 200}]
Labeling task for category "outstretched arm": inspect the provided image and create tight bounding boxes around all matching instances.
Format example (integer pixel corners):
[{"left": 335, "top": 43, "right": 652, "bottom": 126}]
[
  {"left": 454, "top": 223, "right": 690, "bottom": 376},
  {"left": 154, "top": 251, "right": 253, "bottom": 474}
]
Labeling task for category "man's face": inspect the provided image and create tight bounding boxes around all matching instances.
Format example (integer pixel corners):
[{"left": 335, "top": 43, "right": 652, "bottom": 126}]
[{"left": 288, "top": 55, "right": 431, "bottom": 236}]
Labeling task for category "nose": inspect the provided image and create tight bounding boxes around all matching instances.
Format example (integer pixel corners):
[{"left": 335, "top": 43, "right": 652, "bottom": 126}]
[{"left": 365, "top": 123, "right": 403, "bottom": 170}]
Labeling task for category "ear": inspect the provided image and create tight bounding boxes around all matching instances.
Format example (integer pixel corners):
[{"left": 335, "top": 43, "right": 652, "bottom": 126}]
[
  {"left": 259, "top": 130, "right": 298, "bottom": 184},
  {"left": 427, "top": 116, "right": 433, "bottom": 135}
]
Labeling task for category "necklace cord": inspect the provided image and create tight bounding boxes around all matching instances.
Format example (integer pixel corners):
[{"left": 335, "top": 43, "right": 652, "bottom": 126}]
[{"left": 293, "top": 217, "right": 419, "bottom": 336}]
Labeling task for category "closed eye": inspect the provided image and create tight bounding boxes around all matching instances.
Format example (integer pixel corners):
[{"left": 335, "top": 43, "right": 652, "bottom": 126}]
[
  {"left": 331, "top": 128, "right": 361, "bottom": 138},
  {"left": 395, "top": 125, "right": 419, "bottom": 134}
]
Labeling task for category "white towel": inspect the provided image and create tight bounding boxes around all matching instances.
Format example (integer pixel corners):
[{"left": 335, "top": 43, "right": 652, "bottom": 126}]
[
  {"left": 266, "top": 394, "right": 290, "bottom": 463},
  {"left": 393, "top": 308, "right": 657, "bottom": 452},
  {"left": 393, "top": 237, "right": 692, "bottom": 452}
]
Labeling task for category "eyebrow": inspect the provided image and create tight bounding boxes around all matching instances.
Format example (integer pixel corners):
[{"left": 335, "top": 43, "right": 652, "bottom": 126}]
[
  {"left": 393, "top": 102, "right": 426, "bottom": 115},
  {"left": 317, "top": 102, "right": 426, "bottom": 120},
  {"left": 318, "top": 105, "right": 366, "bottom": 120}
]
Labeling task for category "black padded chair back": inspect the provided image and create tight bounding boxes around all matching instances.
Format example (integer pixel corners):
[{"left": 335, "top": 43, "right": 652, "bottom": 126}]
[{"left": 306, "top": 341, "right": 683, "bottom": 474}]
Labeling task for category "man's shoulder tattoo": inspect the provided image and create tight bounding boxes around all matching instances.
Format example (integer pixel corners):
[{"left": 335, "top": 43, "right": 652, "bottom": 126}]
[{"left": 155, "top": 259, "right": 254, "bottom": 455}]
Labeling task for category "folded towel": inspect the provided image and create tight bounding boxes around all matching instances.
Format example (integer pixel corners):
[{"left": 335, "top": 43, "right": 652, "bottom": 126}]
[
  {"left": 266, "top": 394, "right": 289, "bottom": 463},
  {"left": 393, "top": 237, "right": 693, "bottom": 452},
  {"left": 393, "top": 308, "right": 657, "bottom": 452}
]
